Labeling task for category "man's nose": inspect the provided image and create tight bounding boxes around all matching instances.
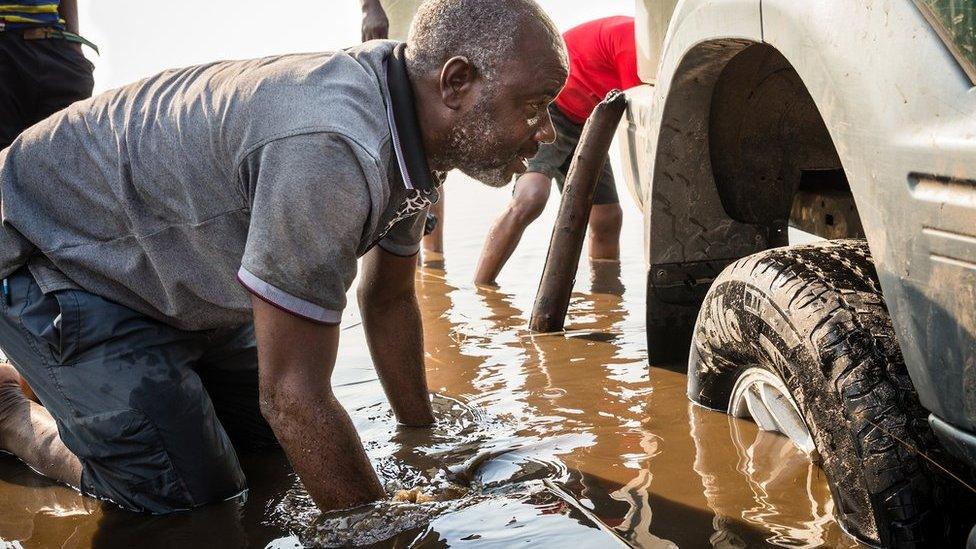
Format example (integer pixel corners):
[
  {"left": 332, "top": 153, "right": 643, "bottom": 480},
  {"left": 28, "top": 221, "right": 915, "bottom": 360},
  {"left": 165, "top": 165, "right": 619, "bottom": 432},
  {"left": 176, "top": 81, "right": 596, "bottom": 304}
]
[{"left": 534, "top": 110, "right": 556, "bottom": 144}]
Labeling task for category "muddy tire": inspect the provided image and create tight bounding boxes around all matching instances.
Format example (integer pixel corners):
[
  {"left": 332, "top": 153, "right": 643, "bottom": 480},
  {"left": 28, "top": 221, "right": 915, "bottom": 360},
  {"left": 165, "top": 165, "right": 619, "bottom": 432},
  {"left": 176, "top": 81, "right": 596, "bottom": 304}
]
[{"left": 687, "top": 239, "right": 952, "bottom": 547}]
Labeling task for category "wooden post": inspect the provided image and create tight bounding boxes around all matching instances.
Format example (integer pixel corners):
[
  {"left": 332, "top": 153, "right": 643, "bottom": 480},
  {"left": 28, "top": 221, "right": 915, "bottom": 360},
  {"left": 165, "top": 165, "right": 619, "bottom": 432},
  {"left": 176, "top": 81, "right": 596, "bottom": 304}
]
[{"left": 529, "top": 90, "right": 628, "bottom": 333}]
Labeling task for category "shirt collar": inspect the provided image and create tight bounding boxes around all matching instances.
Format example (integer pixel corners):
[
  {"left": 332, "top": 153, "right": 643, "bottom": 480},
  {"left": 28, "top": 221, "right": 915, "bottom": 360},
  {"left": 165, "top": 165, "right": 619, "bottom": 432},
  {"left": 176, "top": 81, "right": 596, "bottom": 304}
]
[{"left": 384, "top": 43, "right": 438, "bottom": 192}]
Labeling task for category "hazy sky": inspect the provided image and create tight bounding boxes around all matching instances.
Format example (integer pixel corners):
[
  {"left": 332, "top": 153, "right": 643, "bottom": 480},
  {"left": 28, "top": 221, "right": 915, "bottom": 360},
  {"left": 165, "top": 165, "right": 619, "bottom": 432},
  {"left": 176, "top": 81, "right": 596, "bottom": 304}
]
[{"left": 77, "top": 0, "right": 636, "bottom": 93}]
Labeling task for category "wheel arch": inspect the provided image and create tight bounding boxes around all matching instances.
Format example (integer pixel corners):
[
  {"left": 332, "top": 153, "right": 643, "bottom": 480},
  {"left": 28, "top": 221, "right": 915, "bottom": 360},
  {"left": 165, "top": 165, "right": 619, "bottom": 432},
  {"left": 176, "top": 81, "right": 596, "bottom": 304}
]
[
  {"left": 745, "top": 0, "right": 976, "bottom": 438},
  {"left": 639, "top": 0, "right": 967, "bottom": 363}
]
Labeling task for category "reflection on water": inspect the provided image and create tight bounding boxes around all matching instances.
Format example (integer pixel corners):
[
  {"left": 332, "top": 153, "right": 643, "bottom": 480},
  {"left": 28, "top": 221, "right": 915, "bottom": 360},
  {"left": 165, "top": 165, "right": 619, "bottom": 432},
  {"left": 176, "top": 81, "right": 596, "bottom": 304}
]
[
  {"left": 690, "top": 406, "right": 840, "bottom": 548},
  {"left": 0, "top": 178, "right": 861, "bottom": 547}
]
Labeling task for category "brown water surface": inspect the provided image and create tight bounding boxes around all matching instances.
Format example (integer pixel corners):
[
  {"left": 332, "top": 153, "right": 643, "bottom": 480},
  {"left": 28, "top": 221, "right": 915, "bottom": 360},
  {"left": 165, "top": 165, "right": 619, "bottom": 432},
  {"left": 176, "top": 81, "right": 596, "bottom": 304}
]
[{"left": 0, "top": 173, "right": 861, "bottom": 548}]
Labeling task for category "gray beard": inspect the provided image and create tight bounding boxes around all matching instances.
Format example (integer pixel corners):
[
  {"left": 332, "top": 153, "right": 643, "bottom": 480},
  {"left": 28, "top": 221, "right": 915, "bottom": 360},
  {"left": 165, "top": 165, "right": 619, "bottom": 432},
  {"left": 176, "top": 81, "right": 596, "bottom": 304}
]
[
  {"left": 458, "top": 165, "right": 513, "bottom": 188},
  {"left": 438, "top": 95, "right": 517, "bottom": 188}
]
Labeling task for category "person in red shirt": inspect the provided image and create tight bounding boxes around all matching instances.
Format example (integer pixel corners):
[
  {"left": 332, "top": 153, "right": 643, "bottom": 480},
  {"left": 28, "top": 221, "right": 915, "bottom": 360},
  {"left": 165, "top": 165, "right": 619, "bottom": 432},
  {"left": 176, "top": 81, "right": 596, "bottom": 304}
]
[{"left": 475, "top": 16, "right": 641, "bottom": 285}]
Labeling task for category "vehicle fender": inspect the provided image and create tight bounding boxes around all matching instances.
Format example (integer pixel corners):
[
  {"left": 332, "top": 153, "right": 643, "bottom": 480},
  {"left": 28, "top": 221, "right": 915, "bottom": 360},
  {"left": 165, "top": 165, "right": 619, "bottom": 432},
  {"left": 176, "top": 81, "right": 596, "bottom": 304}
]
[{"left": 625, "top": 0, "right": 762, "bottom": 265}]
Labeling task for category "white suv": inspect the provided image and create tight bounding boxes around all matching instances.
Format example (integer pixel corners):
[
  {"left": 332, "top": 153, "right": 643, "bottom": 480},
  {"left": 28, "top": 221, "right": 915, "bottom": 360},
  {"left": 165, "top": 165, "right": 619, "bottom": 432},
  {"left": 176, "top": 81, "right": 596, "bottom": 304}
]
[{"left": 616, "top": 1, "right": 976, "bottom": 545}]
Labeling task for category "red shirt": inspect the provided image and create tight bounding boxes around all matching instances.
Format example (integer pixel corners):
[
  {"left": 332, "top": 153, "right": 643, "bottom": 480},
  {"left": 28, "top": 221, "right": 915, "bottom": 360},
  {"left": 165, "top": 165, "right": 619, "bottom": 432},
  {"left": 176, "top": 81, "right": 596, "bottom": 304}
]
[{"left": 554, "top": 16, "right": 642, "bottom": 124}]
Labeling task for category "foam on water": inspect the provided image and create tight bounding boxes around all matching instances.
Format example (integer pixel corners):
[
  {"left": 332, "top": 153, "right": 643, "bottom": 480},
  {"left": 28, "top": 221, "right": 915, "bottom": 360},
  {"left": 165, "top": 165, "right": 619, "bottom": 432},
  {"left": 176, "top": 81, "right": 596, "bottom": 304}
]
[{"left": 269, "top": 394, "right": 605, "bottom": 547}]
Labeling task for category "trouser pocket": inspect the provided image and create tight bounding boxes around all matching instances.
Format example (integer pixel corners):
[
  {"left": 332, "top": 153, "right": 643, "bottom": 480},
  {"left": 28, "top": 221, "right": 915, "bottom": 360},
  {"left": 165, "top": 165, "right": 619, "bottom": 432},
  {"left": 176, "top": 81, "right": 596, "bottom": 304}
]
[
  {"left": 19, "top": 284, "right": 78, "bottom": 365},
  {"left": 50, "top": 290, "right": 81, "bottom": 361},
  {"left": 67, "top": 408, "right": 195, "bottom": 513},
  {"left": 6, "top": 270, "right": 248, "bottom": 512}
]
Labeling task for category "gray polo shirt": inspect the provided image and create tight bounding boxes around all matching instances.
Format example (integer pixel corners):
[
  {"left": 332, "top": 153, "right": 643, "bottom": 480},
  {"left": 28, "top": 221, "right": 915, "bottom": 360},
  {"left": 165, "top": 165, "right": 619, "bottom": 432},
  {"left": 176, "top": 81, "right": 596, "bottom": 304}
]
[{"left": 0, "top": 40, "right": 439, "bottom": 330}]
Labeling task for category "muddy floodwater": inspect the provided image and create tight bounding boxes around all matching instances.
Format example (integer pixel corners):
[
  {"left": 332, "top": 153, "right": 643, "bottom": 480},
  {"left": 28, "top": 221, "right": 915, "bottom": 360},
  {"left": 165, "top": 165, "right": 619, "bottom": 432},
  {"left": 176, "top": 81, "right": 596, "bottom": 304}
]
[{"left": 0, "top": 167, "right": 862, "bottom": 548}]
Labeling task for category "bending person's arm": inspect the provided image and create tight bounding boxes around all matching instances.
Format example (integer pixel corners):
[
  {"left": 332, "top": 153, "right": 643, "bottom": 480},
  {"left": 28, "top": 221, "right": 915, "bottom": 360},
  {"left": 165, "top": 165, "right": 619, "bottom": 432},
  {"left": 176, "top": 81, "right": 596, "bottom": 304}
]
[
  {"left": 252, "top": 297, "right": 385, "bottom": 510},
  {"left": 360, "top": 0, "right": 389, "bottom": 41},
  {"left": 358, "top": 245, "right": 434, "bottom": 426},
  {"left": 58, "top": 0, "right": 79, "bottom": 35},
  {"left": 240, "top": 133, "right": 393, "bottom": 511}
]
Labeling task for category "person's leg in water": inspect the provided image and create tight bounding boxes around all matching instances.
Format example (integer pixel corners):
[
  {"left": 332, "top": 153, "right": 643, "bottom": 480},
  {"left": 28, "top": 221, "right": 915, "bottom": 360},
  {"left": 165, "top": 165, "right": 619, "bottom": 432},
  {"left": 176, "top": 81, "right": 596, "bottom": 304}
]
[
  {"left": 0, "top": 269, "right": 248, "bottom": 512},
  {"left": 0, "top": 362, "right": 82, "bottom": 487},
  {"left": 474, "top": 171, "right": 551, "bottom": 285},
  {"left": 423, "top": 191, "right": 444, "bottom": 256},
  {"left": 586, "top": 158, "right": 623, "bottom": 261},
  {"left": 588, "top": 203, "right": 623, "bottom": 260}
]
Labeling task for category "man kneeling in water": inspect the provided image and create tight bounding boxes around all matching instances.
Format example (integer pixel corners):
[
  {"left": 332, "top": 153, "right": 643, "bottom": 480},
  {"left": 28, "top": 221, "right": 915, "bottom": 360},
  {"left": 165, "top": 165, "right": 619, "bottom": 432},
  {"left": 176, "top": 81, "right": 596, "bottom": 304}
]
[{"left": 0, "top": 0, "right": 567, "bottom": 513}]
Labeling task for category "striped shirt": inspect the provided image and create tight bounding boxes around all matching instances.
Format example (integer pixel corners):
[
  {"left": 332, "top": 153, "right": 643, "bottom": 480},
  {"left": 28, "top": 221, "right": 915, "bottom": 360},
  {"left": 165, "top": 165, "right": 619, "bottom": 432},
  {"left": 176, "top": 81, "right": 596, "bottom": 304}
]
[{"left": 0, "top": 1, "right": 62, "bottom": 30}]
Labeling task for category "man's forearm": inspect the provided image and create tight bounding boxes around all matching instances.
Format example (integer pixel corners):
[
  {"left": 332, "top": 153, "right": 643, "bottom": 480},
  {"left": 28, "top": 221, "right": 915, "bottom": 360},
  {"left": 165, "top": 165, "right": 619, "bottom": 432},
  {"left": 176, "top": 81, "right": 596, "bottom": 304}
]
[
  {"left": 261, "top": 379, "right": 384, "bottom": 510},
  {"left": 58, "top": 0, "right": 79, "bottom": 35},
  {"left": 360, "top": 292, "right": 434, "bottom": 426},
  {"left": 251, "top": 296, "right": 384, "bottom": 511},
  {"left": 359, "top": 0, "right": 389, "bottom": 41}
]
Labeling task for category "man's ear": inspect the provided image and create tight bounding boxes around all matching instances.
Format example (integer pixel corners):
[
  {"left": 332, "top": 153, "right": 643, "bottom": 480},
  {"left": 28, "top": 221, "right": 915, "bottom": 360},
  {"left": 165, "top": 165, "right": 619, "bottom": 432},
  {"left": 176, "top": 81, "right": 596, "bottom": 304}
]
[{"left": 439, "top": 56, "right": 477, "bottom": 110}]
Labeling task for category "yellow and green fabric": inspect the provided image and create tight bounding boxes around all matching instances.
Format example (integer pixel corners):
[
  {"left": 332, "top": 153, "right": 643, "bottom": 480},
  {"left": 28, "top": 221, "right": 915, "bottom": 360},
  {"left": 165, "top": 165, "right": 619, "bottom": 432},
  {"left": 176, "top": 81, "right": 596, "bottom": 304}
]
[{"left": 0, "top": 1, "right": 63, "bottom": 30}]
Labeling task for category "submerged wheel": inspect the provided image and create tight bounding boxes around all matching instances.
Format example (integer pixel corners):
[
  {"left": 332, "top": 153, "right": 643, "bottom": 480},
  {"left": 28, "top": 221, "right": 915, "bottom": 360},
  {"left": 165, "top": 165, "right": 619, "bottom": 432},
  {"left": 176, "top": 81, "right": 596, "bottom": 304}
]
[
  {"left": 687, "top": 239, "right": 951, "bottom": 547},
  {"left": 728, "top": 366, "right": 816, "bottom": 456}
]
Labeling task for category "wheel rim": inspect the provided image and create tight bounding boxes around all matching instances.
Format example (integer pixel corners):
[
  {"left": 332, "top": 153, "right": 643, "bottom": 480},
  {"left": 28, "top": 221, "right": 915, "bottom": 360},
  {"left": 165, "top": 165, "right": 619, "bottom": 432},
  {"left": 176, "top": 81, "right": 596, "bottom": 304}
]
[{"left": 729, "top": 367, "right": 817, "bottom": 456}]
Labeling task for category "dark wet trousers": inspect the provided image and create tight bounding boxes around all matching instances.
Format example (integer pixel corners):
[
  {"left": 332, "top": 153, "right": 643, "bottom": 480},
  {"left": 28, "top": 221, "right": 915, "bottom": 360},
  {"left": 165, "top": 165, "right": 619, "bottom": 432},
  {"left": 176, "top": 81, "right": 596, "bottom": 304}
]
[
  {"left": 0, "top": 29, "right": 94, "bottom": 149},
  {"left": 0, "top": 268, "right": 279, "bottom": 513}
]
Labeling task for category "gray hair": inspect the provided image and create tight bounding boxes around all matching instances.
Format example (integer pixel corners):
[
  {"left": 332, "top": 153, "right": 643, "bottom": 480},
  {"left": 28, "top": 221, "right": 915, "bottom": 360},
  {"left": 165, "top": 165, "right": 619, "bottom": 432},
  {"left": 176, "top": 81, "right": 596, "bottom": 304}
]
[{"left": 405, "top": 0, "right": 563, "bottom": 84}]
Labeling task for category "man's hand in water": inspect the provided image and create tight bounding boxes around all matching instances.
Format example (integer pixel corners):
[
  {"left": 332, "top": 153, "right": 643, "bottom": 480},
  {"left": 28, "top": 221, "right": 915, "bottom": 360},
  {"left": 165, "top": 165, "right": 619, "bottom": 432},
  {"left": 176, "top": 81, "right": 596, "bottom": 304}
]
[
  {"left": 252, "top": 297, "right": 385, "bottom": 510},
  {"left": 358, "top": 246, "right": 435, "bottom": 426},
  {"left": 360, "top": 0, "right": 390, "bottom": 41}
]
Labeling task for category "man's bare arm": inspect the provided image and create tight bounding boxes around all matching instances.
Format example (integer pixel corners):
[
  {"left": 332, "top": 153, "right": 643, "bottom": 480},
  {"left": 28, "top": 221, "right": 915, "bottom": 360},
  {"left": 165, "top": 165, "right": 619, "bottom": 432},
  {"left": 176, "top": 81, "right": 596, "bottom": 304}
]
[
  {"left": 358, "top": 247, "right": 434, "bottom": 426},
  {"left": 360, "top": 0, "right": 389, "bottom": 41},
  {"left": 58, "top": 0, "right": 79, "bottom": 35},
  {"left": 252, "top": 296, "right": 384, "bottom": 511}
]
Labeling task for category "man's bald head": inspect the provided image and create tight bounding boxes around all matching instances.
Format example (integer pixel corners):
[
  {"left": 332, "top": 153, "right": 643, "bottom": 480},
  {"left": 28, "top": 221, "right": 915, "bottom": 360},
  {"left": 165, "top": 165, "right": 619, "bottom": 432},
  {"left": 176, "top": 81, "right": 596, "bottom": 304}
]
[{"left": 406, "top": 0, "right": 566, "bottom": 85}]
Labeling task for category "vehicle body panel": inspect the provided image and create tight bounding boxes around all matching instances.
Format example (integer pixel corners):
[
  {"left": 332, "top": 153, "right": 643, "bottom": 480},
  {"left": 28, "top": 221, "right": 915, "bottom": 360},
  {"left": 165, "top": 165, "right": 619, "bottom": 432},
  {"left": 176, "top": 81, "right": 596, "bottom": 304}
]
[
  {"left": 618, "top": 0, "right": 976, "bottom": 460},
  {"left": 633, "top": 0, "right": 678, "bottom": 83},
  {"left": 761, "top": 0, "right": 976, "bottom": 439}
]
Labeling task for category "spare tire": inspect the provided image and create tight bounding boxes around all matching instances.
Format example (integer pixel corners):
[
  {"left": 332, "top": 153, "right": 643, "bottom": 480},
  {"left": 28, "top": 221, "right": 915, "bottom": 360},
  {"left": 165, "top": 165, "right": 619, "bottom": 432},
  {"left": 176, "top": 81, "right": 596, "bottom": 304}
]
[{"left": 687, "top": 239, "right": 954, "bottom": 546}]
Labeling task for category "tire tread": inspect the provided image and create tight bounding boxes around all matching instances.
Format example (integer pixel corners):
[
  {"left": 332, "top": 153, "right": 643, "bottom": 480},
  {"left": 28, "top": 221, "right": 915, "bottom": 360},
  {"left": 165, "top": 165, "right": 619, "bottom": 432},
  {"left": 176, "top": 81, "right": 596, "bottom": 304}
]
[{"left": 688, "top": 239, "right": 960, "bottom": 546}]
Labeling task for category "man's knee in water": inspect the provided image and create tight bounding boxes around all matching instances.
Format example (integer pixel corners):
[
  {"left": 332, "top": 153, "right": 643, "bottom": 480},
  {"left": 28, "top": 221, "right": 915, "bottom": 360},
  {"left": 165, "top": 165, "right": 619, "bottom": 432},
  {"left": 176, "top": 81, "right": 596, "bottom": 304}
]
[
  {"left": 510, "top": 174, "right": 551, "bottom": 225},
  {"left": 589, "top": 203, "right": 623, "bottom": 240}
]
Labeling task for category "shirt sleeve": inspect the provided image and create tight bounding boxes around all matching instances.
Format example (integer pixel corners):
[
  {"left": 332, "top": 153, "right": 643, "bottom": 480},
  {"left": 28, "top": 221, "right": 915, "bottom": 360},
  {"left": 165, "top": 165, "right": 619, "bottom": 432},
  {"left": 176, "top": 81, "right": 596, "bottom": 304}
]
[
  {"left": 237, "top": 132, "right": 380, "bottom": 325},
  {"left": 615, "top": 46, "right": 643, "bottom": 91},
  {"left": 377, "top": 206, "right": 429, "bottom": 257},
  {"left": 607, "top": 18, "right": 643, "bottom": 91}
]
